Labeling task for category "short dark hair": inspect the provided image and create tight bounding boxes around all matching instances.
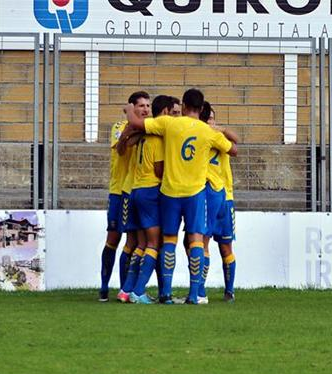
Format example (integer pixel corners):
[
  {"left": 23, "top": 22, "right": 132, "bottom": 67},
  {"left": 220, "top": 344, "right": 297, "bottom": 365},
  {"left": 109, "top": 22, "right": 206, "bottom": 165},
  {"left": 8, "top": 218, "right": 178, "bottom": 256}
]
[
  {"left": 199, "top": 101, "right": 212, "bottom": 123},
  {"left": 128, "top": 91, "right": 150, "bottom": 105},
  {"left": 152, "top": 95, "right": 173, "bottom": 117},
  {"left": 170, "top": 96, "right": 180, "bottom": 106},
  {"left": 182, "top": 88, "right": 204, "bottom": 112}
]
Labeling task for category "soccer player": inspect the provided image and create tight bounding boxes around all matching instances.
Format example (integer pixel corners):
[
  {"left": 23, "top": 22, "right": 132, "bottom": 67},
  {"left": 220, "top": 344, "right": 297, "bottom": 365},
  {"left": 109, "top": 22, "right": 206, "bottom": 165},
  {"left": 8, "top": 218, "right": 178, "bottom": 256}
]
[
  {"left": 169, "top": 96, "right": 181, "bottom": 116},
  {"left": 210, "top": 108, "right": 238, "bottom": 302},
  {"left": 198, "top": 103, "right": 238, "bottom": 303},
  {"left": 123, "top": 88, "right": 237, "bottom": 304},
  {"left": 98, "top": 120, "right": 131, "bottom": 302},
  {"left": 119, "top": 95, "right": 173, "bottom": 304},
  {"left": 116, "top": 91, "right": 151, "bottom": 300},
  {"left": 98, "top": 91, "right": 150, "bottom": 302}
]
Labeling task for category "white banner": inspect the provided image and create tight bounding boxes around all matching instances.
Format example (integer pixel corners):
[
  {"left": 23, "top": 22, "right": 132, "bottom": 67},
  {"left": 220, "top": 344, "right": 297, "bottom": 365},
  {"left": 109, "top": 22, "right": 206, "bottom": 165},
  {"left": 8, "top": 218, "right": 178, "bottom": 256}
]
[
  {"left": 0, "top": 0, "right": 332, "bottom": 39},
  {"left": 44, "top": 210, "right": 291, "bottom": 290},
  {"left": 289, "top": 213, "right": 332, "bottom": 288},
  {"left": 1, "top": 209, "right": 330, "bottom": 290}
]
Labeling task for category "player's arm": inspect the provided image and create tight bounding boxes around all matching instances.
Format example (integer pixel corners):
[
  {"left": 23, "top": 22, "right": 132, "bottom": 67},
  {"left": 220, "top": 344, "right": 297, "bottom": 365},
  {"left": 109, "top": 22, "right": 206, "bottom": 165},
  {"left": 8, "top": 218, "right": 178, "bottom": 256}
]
[
  {"left": 221, "top": 128, "right": 239, "bottom": 144},
  {"left": 211, "top": 125, "right": 239, "bottom": 144},
  {"left": 117, "top": 127, "right": 143, "bottom": 155},
  {"left": 124, "top": 103, "right": 146, "bottom": 132},
  {"left": 127, "top": 132, "right": 144, "bottom": 146},
  {"left": 154, "top": 161, "right": 164, "bottom": 179},
  {"left": 212, "top": 130, "right": 237, "bottom": 157},
  {"left": 125, "top": 104, "right": 168, "bottom": 137},
  {"left": 227, "top": 142, "right": 237, "bottom": 157}
]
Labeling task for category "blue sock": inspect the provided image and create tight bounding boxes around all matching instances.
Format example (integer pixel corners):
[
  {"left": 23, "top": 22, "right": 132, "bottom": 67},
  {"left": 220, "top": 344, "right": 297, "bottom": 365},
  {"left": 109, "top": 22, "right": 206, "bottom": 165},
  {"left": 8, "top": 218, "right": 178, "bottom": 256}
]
[
  {"left": 198, "top": 254, "right": 210, "bottom": 297},
  {"left": 188, "top": 243, "right": 204, "bottom": 302},
  {"left": 100, "top": 243, "right": 117, "bottom": 293},
  {"left": 223, "top": 254, "right": 236, "bottom": 295},
  {"left": 155, "top": 255, "right": 163, "bottom": 298},
  {"left": 133, "top": 248, "right": 158, "bottom": 296},
  {"left": 122, "top": 247, "right": 144, "bottom": 293},
  {"left": 119, "top": 245, "right": 132, "bottom": 289},
  {"left": 160, "top": 238, "right": 177, "bottom": 297}
]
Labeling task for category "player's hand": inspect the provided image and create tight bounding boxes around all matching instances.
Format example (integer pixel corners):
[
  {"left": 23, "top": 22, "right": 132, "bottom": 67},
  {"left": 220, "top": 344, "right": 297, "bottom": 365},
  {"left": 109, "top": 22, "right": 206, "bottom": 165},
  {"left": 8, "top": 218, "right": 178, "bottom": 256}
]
[{"left": 123, "top": 103, "right": 134, "bottom": 114}]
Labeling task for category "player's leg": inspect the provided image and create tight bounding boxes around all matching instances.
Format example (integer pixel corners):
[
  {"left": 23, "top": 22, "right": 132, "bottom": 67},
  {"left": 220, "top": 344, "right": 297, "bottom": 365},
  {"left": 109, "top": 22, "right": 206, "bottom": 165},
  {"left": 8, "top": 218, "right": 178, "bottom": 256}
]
[
  {"left": 197, "top": 236, "right": 210, "bottom": 304},
  {"left": 183, "top": 232, "right": 209, "bottom": 303},
  {"left": 159, "top": 193, "right": 182, "bottom": 304},
  {"left": 132, "top": 226, "right": 160, "bottom": 297},
  {"left": 99, "top": 194, "right": 122, "bottom": 302},
  {"left": 119, "top": 230, "right": 145, "bottom": 300},
  {"left": 118, "top": 192, "right": 133, "bottom": 289},
  {"left": 118, "top": 243, "right": 132, "bottom": 288},
  {"left": 186, "top": 233, "right": 204, "bottom": 304},
  {"left": 132, "top": 186, "right": 162, "bottom": 300},
  {"left": 183, "top": 189, "right": 207, "bottom": 304},
  {"left": 130, "top": 186, "right": 163, "bottom": 303},
  {"left": 155, "top": 234, "right": 164, "bottom": 300},
  {"left": 118, "top": 191, "right": 144, "bottom": 302},
  {"left": 215, "top": 200, "right": 236, "bottom": 302},
  {"left": 197, "top": 184, "right": 226, "bottom": 303},
  {"left": 219, "top": 242, "right": 235, "bottom": 302}
]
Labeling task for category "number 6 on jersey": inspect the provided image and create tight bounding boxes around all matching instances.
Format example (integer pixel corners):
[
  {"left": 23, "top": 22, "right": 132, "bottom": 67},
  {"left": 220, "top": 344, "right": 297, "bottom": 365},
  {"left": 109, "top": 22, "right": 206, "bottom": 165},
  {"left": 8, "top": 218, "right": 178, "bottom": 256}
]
[{"left": 181, "top": 136, "right": 197, "bottom": 161}]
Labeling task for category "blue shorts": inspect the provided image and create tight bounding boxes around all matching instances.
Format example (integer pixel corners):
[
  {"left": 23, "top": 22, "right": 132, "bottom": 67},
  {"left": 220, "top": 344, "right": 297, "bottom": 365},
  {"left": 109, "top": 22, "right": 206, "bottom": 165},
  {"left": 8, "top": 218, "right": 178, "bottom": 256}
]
[
  {"left": 205, "top": 183, "right": 226, "bottom": 237},
  {"left": 160, "top": 188, "right": 207, "bottom": 236},
  {"left": 214, "top": 200, "right": 236, "bottom": 244},
  {"left": 132, "top": 185, "right": 161, "bottom": 229},
  {"left": 107, "top": 193, "right": 122, "bottom": 232},
  {"left": 119, "top": 192, "right": 138, "bottom": 233}
]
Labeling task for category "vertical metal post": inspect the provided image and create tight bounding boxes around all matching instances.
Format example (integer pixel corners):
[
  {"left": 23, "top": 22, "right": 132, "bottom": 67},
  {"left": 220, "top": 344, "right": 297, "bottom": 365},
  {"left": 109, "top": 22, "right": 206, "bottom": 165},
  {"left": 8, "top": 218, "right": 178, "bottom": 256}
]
[
  {"left": 311, "top": 38, "right": 317, "bottom": 212},
  {"left": 43, "top": 33, "right": 50, "bottom": 210},
  {"left": 52, "top": 34, "right": 60, "bottom": 209},
  {"left": 33, "top": 34, "right": 40, "bottom": 209},
  {"left": 319, "top": 37, "right": 327, "bottom": 212},
  {"left": 329, "top": 38, "right": 332, "bottom": 212}
]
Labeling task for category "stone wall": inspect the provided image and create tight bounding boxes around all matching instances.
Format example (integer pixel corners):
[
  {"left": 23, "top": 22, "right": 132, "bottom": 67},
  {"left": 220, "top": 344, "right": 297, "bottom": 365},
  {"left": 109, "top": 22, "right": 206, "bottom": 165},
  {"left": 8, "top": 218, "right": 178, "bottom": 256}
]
[{"left": 0, "top": 50, "right": 319, "bottom": 210}]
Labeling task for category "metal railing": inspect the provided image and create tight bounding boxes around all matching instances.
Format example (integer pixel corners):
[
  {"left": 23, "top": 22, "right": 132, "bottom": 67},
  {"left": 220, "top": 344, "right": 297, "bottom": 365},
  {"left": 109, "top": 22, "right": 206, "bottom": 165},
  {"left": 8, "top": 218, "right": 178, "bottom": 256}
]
[
  {"left": 0, "top": 33, "right": 40, "bottom": 209},
  {"left": 1, "top": 33, "right": 330, "bottom": 212}
]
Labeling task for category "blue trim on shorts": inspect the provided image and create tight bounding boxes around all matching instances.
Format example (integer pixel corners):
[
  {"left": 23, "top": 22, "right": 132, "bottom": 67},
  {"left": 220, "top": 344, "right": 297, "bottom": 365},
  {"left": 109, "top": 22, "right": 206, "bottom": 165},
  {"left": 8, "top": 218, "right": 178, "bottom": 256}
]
[
  {"left": 119, "top": 192, "right": 138, "bottom": 233},
  {"left": 214, "top": 199, "right": 236, "bottom": 244}
]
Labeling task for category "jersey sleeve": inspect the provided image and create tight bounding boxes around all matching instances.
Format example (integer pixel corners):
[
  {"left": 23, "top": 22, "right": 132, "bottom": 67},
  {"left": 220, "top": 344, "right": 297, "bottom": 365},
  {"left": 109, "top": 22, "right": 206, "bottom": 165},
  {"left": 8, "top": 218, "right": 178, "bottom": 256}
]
[
  {"left": 110, "top": 122, "right": 125, "bottom": 148},
  {"left": 153, "top": 136, "right": 164, "bottom": 163},
  {"left": 144, "top": 116, "right": 169, "bottom": 136},
  {"left": 210, "top": 128, "right": 232, "bottom": 154}
]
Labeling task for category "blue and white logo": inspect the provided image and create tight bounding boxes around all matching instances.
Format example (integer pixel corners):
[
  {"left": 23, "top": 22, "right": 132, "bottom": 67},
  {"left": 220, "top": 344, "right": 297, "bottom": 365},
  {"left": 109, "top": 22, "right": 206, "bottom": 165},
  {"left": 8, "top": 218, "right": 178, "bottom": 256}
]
[{"left": 34, "top": 0, "right": 88, "bottom": 33}]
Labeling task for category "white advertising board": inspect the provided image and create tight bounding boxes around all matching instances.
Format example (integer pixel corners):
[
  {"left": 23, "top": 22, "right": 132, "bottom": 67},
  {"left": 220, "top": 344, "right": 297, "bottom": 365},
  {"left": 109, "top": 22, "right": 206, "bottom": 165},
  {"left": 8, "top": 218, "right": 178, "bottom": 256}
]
[
  {"left": 289, "top": 212, "right": 332, "bottom": 288},
  {"left": 1, "top": 209, "right": 330, "bottom": 290},
  {"left": 44, "top": 210, "right": 291, "bottom": 290},
  {"left": 0, "top": 0, "right": 331, "bottom": 39}
]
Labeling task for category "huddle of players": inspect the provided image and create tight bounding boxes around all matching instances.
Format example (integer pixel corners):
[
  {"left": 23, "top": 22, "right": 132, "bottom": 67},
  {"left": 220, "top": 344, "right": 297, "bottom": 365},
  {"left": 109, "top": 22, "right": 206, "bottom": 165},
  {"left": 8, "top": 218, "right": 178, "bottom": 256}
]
[{"left": 99, "top": 88, "right": 237, "bottom": 305}]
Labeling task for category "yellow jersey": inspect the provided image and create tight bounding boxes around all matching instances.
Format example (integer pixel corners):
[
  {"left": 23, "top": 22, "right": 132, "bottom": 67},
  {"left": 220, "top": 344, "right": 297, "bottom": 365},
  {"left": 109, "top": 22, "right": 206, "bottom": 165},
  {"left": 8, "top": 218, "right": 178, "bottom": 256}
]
[
  {"left": 132, "top": 135, "right": 164, "bottom": 189},
  {"left": 109, "top": 121, "right": 132, "bottom": 195},
  {"left": 220, "top": 153, "right": 234, "bottom": 200},
  {"left": 144, "top": 115, "right": 232, "bottom": 197},
  {"left": 206, "top": 149, "right": 225, "bottom": 192},
  {"left": 207, "top": 149, "right": 234, "bottom": 199},
  {"left": 122, "top": 145, "right": 137, "bottom": 194}
]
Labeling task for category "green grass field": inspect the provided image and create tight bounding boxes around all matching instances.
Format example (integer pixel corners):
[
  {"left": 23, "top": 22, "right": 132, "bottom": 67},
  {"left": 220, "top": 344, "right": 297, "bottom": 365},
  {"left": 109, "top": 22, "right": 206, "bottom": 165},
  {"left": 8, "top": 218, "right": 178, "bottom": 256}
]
[{"left": 1, "top": 288, "right": 332, "bottom": 374}]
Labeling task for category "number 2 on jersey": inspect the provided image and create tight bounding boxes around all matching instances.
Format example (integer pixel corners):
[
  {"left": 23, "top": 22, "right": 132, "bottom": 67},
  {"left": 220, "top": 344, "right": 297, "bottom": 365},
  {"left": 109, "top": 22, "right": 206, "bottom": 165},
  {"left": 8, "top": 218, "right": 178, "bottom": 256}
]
[{"left": 209, "top": 149, "right": 220, "bottom": 166}]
